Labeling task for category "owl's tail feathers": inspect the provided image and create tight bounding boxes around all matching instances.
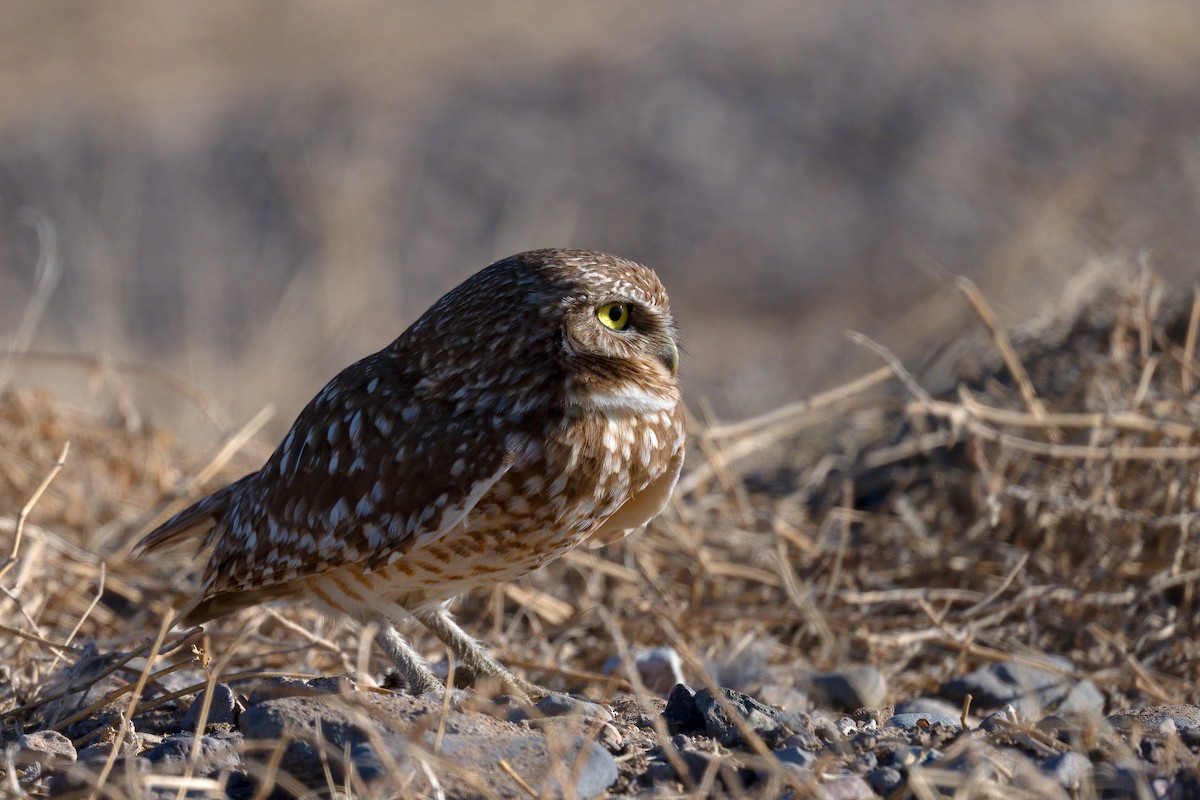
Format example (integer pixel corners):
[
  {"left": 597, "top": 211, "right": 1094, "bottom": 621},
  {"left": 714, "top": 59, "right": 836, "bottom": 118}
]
[{"left": 134, "top": 474, "right": 255, "bottom": 555}]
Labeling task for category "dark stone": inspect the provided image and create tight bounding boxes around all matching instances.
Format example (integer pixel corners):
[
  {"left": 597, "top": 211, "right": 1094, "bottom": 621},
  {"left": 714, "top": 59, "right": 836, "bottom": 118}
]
[
  {"left": 663, "top": 684, "right": 706, "bottom": 734},
  {"left": 1091, "top": 762, "right": 1140, "bottom": 796},
  {"left": 774, "top": 745, "right": 816, "bottom": 770},
  {"left": 867, "top": 766, "right": 904, "bottom": 795},
  {"left": 141, "top": 731, "right": 243, "bottom": 775},
  {"left": 693, "top": 687, "right": 782, "bottom": 746},
  {"left": 854, "top": 750, "right": 877, "bottom": 772},
  {"left": 181, "top": 683, "right": 241, "bottom": 730},
  {"left": 810, "top": 666, "right": 887, "bottom": 712}
]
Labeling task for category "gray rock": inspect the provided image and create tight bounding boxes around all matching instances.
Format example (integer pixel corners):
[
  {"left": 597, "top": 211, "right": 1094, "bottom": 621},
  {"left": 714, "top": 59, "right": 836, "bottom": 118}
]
[
  {"left": 939, "top": 658, "right": 1079, "bottom": 717},
  {"left": 812, "top": 716, "right": 844, "bottom": 742},
  {"left": 774, "top": 745, "right": 816, "bottom": 769},
  {"left": 823, "top": 772, "right": 877, "bottom": 800},
  {"left": 694, "top": 687, "right": 782, "bottom": 746},
  {"left": 141, "top": 731, "right": 243, "bottom": 776},
  {"left": 894, "top": 697, "right": 962, "bottom": 718},
  {"left": 888, "top": 746, "right": 945, "bottom": 768},
  {"left": 886, "top": 712, "right": 962, "bottom": 731},
  {"left": 868, "top": 766, "right": 904, "bottom": 795},
  {"left": 534, "top": 693, "right": 613, "bottom": 722},
  {"left": 810, "top": 666, "right": 887, "bottom": 711},
  {"left": 1109, "top": 705, "right": 1200, "bottom": 733},
  {"left": 505, "top": 693, "right": 613, "bottom": 724},
  {"left": 1043, "top": 751, "right": 1092, "bottom": 791},
  {"left": 1057, "top": 679, "right": 1105, "bottom": 714},
  {"left": 979, "top": 708, "right": 1013, "bottom": 731},
  {"left": 238, "top": 692, "right": 615, "bottom": 798},
  {"left": 603, "top": 648, "right": 688, "bottom": 696},
  {"left": 48, "top": 758, "right": 149, "bottom": 795},
  {"left": 636, "top": 648, "right": 688, "bottom": 695},
  {"left": 181, "top": 683, "right": 240, "bottom": 730},
  {"left": 366, "top": 733, "right": 617, "bottom": 799},
  {"left": 76, "top": 729, "right": 139, "bottom": 763},
  {"left": 14, "top": 730, "right": 77, "bottom": 767}
]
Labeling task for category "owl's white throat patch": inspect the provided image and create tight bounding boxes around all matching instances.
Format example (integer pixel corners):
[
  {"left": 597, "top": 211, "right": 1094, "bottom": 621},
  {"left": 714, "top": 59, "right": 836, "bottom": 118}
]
[{"left": 576, "top": 385, "right": 677, "bottom": 414}]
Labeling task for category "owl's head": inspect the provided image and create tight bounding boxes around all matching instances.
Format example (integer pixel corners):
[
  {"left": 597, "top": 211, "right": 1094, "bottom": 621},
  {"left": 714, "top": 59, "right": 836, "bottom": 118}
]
[
  {"left": 404, "top": 249, "right": 679, "bottom": 416},
  {"left": 546, "top": 251, "right": 679, "bottom": 402}
]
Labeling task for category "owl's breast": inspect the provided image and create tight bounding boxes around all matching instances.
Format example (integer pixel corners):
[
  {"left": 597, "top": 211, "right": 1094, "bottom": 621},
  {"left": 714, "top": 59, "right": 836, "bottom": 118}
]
[{"left": 535, "top": 402, "right": 685, "bottom": 543}]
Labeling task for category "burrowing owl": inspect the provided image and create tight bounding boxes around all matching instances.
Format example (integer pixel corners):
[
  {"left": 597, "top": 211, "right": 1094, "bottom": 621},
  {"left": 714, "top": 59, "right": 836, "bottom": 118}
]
[{"left": 137, "top": 249, "right": 684, "bottom": 700}]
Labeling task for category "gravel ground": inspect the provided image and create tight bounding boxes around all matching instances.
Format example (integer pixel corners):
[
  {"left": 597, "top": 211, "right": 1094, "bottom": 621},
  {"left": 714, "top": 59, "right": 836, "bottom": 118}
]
[{"left": 10, "top": 655, "right": 1200, "bottom": 798}]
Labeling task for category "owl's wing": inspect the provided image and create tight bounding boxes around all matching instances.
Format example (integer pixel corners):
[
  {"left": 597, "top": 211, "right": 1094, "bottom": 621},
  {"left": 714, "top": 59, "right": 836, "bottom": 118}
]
[{"left": 139, "top": 349, "right": 521, "bottom": 600}]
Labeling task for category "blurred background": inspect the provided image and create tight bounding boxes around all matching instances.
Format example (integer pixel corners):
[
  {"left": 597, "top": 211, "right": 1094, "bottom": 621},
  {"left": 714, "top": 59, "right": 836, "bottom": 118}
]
[{"left": 3, "top": 0, "right": 1200, "bottom": 439}]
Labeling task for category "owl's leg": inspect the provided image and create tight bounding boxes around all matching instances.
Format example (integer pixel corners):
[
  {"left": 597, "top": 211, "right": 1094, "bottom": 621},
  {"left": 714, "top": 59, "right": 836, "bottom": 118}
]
[
  {"left": 413, "top": 607, "right": 542, "bottom": 699},
  {"left": 372, "top": 623, "right": 446, "bottom": 697},
  {"left": 415, "top": 609, "right": 613, "bottom": 721}
]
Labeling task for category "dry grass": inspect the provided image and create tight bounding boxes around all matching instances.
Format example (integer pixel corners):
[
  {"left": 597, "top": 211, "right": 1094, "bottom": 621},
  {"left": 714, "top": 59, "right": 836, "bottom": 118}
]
[{"left": 2, "top": 259, "right": 1198, "bottom": 797}]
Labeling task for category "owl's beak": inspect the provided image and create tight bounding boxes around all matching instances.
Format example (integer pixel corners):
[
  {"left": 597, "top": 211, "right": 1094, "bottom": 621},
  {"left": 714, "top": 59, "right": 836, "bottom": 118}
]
[{"left": 661, "top": 340, "right": 679, "bottom": 375}]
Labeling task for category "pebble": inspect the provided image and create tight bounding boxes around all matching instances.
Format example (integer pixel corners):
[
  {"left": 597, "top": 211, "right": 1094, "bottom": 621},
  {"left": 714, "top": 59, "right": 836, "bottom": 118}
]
[
  {"left": 888, "top": 746, "right": 944, "bottom": 769},
  {"left": 1043, "top": 751, "right": 1092, "bottom": 790},
  {"left": 822, "top": 772, "right": 877, "bottom": 800},
  {"left": 603, "top": 648, "right": 688, "bottom": 696},
  {"left": 774, "top": 745, "right": 816, "bottom": 769},
  {"left": 867, "top": 766, "right": 904, "bottom": 794},
  {"left": 535, "top": 692, "right": 614, "bottom": 722},
  {"left": 886, "top": 712, "right": 962, "bottom": 731},
  {"left": 810, "top": 666, "right": 887, "bottom": 711},
  {"left": 181, "top": 683, "right": 240, "bottom": 730}
]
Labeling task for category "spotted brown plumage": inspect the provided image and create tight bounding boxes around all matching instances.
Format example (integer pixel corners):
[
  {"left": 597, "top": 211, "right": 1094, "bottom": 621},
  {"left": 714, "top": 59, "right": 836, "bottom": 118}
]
[{"left": 137, "top": 249, "right": 685, "bottom": 699}]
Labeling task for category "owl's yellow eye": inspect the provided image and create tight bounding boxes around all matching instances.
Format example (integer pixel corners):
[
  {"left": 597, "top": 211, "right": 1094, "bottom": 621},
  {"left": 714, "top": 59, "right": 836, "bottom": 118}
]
[{"left": 596, "top": 302, "right": 630, "bottom": 331}]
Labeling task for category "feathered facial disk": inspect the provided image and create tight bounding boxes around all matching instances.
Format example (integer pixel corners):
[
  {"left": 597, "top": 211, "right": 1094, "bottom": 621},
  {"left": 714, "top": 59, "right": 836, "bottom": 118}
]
[{"left": 552, "top": 256, "right": 680, "bottom": 399}]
